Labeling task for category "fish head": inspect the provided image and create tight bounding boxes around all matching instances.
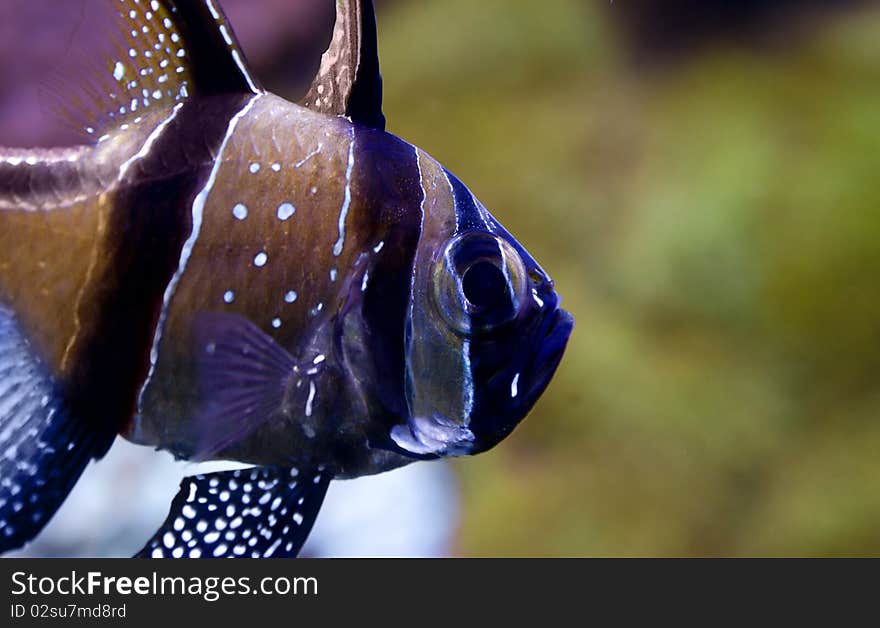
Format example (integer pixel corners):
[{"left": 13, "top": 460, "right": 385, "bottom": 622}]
[{"left": 396, "top": 163, "right": 574, "bottom": 458}]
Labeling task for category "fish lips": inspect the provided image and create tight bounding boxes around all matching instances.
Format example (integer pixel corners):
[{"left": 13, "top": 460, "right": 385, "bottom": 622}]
[
  {"left": 468, "top": 306, "right": 574, "bottom": 453},
  {"left": 523, "top": 307, "right": 575, "bottom": 407}
]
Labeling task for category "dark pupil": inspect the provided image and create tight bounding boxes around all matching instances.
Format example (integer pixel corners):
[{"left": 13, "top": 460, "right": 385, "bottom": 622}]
[{"left": 462, "top": 261, "right": 508, "bottom": 309}]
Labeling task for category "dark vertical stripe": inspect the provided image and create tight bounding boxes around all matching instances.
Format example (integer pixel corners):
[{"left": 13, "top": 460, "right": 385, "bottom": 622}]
[
  {"left": 354, "top": 130, "right": 424, "bottom": 422},
  {"left": 64, "top": 94, "right": 252, "bottom": 453}
]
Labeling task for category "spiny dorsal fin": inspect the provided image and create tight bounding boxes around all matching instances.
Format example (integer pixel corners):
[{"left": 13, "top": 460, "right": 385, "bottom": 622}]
[
  {"left": 301, "top": 0, "right": 385, "bottom": 130},
  {"left": 86, "top": 0, "right": 261, "bottom": 140}
]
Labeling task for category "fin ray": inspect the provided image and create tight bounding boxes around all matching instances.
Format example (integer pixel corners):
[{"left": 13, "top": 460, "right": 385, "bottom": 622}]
[
  {"left": 82, "top": 0, "right": 261, "bottom": 140},
  {"left": 192, "top": 313, "right": 298, "bottom": 460}
]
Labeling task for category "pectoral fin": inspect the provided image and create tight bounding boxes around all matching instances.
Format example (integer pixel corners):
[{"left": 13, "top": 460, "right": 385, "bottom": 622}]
[{"left": 191, "top": 312, "right": 300, "bottom": 461}]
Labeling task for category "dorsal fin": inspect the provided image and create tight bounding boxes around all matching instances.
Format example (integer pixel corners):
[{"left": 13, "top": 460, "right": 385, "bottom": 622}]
[
  {"left": 84, "top": 0, "right": 261, "bottom": 139},
  {"left": 301, "top": 0, "right": 385, "bottom": 130}
]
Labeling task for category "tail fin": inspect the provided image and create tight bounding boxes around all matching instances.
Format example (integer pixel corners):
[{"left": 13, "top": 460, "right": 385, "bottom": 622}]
[
  {"left": 0, "top": 140, "right": 124, "bottom": 556},
  {"left": 0, "top": 305, "right": 104, "bottom": 553}
]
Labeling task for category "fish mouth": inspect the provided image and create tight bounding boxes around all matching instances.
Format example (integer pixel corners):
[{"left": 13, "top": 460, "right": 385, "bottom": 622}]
[{"left": 526, "top": 308, "right": 574, "bottom": 403}]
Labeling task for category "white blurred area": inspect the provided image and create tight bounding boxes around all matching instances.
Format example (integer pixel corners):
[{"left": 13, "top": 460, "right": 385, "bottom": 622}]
[{"left": 8, "top": 439, "right": 459, "bottom": 558}]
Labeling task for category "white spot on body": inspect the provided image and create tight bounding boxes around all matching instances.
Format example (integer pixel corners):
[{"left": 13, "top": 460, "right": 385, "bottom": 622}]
[
  {"left": 285, "top": 291, "right": 298, "bottom": 303},
  {"left": 254, "top": 252, "right": 268, "bottom": 268},
  {"left": 305, "top": 381, "right": 316, "bottom": 417},
  {"left": 532, "top": 289, "right": 545, "bottom": 308},
  {"left": 223, "top": 291, "right": 235, "bottom": 304},
  {"left": 232, "top": 203, "right": 248, "bottom": 220},
  {"left": 277, "top": 203, "right": 295, "bottom": 221},
  {"left": 249, "top": 162, "right": 261, "bottom": 174}
]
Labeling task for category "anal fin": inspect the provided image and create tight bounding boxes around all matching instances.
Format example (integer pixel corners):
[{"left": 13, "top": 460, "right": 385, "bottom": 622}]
[
  {"left": 136, "top": 466, "right": 330, "bottom": 558},
  {"left": 0, "top": 306, "right": 103, "bottom": 553}
]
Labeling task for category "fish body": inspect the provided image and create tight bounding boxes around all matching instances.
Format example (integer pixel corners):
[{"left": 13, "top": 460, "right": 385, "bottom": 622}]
[{"left": 0, "top": 0, "right": 572, "bottom": 556}]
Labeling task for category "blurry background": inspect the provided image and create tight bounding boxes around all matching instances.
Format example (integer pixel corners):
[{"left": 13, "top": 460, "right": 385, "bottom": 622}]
[{"left": 2, "top": 0, "right": 880, "bottom": 556}]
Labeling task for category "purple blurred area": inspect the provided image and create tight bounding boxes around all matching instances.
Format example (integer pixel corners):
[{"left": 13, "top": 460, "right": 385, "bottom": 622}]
[
  {"left": 0, "top": 0, "right": 334, "bottom": 147},
  {"left": 2, "top": 0, "right": 860, "bottom": 146}
]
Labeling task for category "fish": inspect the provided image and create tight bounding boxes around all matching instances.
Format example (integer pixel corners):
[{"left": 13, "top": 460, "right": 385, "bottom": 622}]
[{"left": 0, "top": 0, "right": 574, "bottom": 558}]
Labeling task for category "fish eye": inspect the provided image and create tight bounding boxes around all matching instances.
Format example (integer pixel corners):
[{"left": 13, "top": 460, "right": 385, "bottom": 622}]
[
  {"left": 433, "top": 232, "right": 528, "bottom": 335},
  {"left": 462, "top": 261, "right": 508, "bottom": 309}
]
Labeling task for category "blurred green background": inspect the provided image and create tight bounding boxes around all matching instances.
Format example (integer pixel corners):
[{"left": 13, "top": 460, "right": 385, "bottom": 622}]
[{"left": 372, "top": 0, "right": 880, "bottom": 556}]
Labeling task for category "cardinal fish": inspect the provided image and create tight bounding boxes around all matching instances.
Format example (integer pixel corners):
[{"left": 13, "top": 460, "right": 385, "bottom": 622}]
[{"left": 0, "top": 0, "right": 573, "bottom": 558}]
